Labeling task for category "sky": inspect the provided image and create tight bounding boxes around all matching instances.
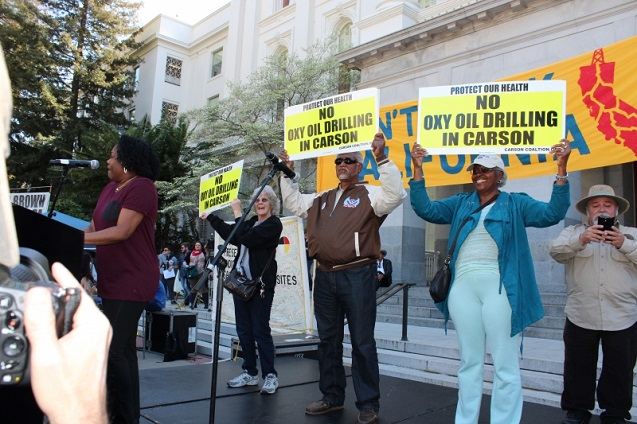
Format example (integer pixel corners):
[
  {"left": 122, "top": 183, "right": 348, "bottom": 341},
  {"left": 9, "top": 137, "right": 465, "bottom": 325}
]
[{"left": 137, "top": 0, "right": 230, "bottom": 26}]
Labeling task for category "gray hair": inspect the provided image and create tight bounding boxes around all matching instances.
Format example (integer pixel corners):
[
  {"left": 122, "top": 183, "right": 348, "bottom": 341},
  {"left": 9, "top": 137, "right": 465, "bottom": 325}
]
[
  {"left": 337, "top": 151, "right": 363, "bottom": 163},
  {"left": 252, "top": 185, "right": 280, "bottom": 215},
  {"left": 495, "top": 167, "right": 507, "bottom": 188}
]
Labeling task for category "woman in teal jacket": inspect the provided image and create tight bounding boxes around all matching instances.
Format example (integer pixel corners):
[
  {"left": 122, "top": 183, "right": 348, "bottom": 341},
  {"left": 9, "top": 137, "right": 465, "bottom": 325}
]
[{"left": 409, "top": 141, "right": 571, "bottom": 424}]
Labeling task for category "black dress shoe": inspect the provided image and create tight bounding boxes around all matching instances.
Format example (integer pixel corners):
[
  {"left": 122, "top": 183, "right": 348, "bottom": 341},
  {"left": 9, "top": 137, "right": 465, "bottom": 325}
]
[{"left": 562, "top": 411, "right": 591, "bottom": 424}]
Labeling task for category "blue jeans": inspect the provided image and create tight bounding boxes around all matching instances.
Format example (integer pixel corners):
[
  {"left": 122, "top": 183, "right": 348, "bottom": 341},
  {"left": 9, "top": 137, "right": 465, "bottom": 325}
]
[
  {"left": 233, "top": 289, "right": 277, "bottom": 378},
  {"left": 179, "top": 276, "right": 190, "bottom": 299},
  {"left": 313, "top": 263, "right": 380, "bottom": 411}
]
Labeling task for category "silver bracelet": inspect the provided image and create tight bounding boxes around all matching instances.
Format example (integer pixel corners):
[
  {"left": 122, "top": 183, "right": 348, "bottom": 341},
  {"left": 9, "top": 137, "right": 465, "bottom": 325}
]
[{"left": 555, "top": 173, "right": 568, "bottom": 182}]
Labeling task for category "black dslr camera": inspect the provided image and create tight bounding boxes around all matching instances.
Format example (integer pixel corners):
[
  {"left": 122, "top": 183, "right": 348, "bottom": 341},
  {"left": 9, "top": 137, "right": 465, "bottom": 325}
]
[{"left": 0, "top": 248, "right": 81, "bottom": 385}]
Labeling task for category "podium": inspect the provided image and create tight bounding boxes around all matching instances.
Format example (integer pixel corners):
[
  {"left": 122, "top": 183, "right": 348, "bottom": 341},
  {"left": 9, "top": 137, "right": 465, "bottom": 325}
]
[{"left": 12, "top": 204, "right": 84, "bottom": 280}]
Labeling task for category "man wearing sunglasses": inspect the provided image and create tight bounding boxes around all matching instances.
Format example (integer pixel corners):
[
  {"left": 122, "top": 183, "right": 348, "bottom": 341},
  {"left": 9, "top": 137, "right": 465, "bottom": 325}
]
[{"left": 279, "top": 133, "right": 406, "bottom": 424}]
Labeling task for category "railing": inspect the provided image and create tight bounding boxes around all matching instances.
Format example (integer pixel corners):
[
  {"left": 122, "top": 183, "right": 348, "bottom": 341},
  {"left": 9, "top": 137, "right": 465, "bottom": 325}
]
[
  {"left": 376, "top": 282, "right": 417, "bottom": 341},
  {"left": 424, "top": 250, "right": 440, "bottom": 284}
]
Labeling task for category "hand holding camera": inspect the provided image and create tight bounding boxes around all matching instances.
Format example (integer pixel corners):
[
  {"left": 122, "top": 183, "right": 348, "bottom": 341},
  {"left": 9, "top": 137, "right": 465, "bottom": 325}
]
[{"left": 24, "top": 262, "right": 112, "bottom": 423}]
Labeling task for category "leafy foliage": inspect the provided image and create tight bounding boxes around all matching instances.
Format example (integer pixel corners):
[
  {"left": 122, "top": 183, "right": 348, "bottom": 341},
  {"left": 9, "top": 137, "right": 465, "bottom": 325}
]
[
  {"left": 185, "top": 39, "right": 351, "bottom": 211},
  {"left": 2, "top": 0, "right": 142, "bottom": 217}
]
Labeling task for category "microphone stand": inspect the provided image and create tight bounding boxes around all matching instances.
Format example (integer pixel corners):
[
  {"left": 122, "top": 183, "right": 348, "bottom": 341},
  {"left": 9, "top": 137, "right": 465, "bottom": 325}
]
[
  {"left": 190, "top": 164, "right": 280, "bottom": 424},
  {"left": 47, "top": 166, "right": 71, "bottom": 218}
]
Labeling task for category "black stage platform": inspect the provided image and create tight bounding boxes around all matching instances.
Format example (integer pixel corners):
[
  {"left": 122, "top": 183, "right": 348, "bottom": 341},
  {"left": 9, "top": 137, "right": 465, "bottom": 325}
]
[{"left": 140, "top": 355, "right": 572, "bottom": 424}]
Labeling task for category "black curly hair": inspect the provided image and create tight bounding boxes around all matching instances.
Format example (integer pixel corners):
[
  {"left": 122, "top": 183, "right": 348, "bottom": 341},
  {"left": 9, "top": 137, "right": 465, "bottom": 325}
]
[{"left": 117, "top": 135, "right": 161, "bottom": 181}]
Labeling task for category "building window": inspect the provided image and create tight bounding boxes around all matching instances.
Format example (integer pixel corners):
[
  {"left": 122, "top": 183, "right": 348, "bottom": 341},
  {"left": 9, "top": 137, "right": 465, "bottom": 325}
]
[
  {"left": 165, "top": 56, "right": 182, "bottom": 86},
  {"left": 211, "top": 48, "right": 223, "bottom": 78},
  {"left": 338, "top": 22, "right": 352, "bottom": 52},
  {"left": 161, "top": 101, "right": 179, "bottom": 123},
  {"left": 207, "top": 95, "right": 219, "bottom": 107},
  {"left": 274, "top": 0, "right": 291, "bottom": 12},
  {"left": 134, "top": 66, "right": 140, "bottom": 89}
]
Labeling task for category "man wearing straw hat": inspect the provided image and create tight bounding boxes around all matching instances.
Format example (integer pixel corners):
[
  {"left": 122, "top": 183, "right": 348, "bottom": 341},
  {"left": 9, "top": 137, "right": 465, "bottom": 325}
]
[{"left": 549, "top": 185, "right": 637, "bottom": 424}]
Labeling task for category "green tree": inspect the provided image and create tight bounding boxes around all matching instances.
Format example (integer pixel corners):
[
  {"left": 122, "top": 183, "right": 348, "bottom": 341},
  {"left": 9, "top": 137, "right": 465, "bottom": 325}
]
[
  {"left": 128, "top": 115, "right": 195, "bottom": 249},
  {"left": 2, "top": 0, "right": 143, "bottom": 218},
  {"left": 185, "top": 40, "right": 355, "bottom": 212}
]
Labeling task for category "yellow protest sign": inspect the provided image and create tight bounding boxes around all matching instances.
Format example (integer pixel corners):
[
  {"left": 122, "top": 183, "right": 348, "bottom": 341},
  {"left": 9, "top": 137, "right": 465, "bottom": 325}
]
[
  {"left": 199, "top": 160, "right": 243, "bottom": 214},
  {"left": 284, "top": 87, "right": 379, "bottom": 160},
  {"left": 418, "top": 81, "right": 565, "bottom": 155},
  {"left": 316, "top": 35, "right": 637, "bottom": 190}
]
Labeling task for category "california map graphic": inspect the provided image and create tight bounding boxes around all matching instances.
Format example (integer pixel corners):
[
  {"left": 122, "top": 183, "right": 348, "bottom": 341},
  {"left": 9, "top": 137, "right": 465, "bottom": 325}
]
[{"left": 578, "top": 48, "right": 637, "bottom": 154}]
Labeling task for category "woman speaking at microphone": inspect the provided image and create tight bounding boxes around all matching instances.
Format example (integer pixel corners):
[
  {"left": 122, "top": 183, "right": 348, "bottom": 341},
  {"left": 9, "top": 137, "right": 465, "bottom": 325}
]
[
  {"left": 84, "top": 134, "right": 160, "bottom": 424},
  {"left": 201, "top": 185, "right": 282, "bottom": 395}
]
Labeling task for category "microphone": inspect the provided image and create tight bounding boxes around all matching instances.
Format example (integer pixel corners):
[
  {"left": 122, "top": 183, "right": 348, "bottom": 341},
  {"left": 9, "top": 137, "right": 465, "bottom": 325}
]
[
  {"left": 49, "top": 159, "right": 100, "bottom": 169},
  {"left": 265, "top": 152, "right": 296, "bottom": 179}
]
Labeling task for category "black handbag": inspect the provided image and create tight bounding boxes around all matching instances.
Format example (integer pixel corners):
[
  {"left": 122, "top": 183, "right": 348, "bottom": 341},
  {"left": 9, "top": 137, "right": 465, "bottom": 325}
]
[
  {"left": 429, "top": 258, "right": 452, "bottom": 303},
  {"left": 222, "top": 250, "right": 274, "bottom": 302},
  {"left": 429, "top": 194, "right": 499, "bottom": 303},
  {"left": 186, "top": 265, "right": 199, "bottom": 279}
]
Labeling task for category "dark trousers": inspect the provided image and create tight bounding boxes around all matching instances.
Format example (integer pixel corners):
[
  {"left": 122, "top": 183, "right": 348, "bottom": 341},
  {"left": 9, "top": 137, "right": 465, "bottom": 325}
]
[
  {"left": 102, "top": 299, "right": 146, "bottom": 424},
  {"left": 233, "top": 289, "right": 276, "bottom": 378},
  {"left": 187, "top": 274, "right": 208, "bottom": 307},
  {"left": 161, "top": 276, "right": 176, "bottom": 301},
  {"left": 562, "top": 318, "right": 637, "bottom": 421},
  {"left": 313, "top": 263, "right": 380, "bottom": 411}
]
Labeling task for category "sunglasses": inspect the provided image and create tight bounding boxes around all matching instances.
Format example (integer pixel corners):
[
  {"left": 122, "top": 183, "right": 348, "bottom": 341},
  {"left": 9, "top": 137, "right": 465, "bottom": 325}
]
[
  {"left": 471, "top": 165, "right": 497, "bottom": 175},
  {"left": 334, "top": 157, "right": 358, "bottom": 165},
  {"left": 255, "top": 197, "right": 269, "bottom": 203}
]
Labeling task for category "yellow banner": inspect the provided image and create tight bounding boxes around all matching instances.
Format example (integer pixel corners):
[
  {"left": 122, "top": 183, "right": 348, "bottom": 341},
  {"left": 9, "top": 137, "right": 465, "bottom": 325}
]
[
  {"left": 418, "top": 81, "right": 565, "bottom": 155},
  {"left": 285, "top": 88, "right": 379, "bottom": 160},
  {"left": 317, "top": 35, "right": 637, "bottom": 190},
  {"left": 199, "top": 160, "right": 243, "bottom": 214}
]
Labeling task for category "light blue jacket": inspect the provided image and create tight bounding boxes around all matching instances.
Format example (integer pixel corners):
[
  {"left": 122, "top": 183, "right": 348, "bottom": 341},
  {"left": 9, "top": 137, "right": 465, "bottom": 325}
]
[{"left": 409, "top": 179, "right": 570, "bottom": 336}]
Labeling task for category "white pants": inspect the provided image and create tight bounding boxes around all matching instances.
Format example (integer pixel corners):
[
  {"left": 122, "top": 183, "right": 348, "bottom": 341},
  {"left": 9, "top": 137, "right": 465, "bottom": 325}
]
[{"left": 448, "top": 270, "right": 522, "bottom": 424}]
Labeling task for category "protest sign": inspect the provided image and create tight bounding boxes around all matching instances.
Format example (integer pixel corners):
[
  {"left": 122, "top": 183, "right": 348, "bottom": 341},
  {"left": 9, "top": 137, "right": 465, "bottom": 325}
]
[
  {"left": 417, "top": 80, "right": 565, "bottom": 155},
  {"left": 316, "top": 35, "right": 637, "bottom": 189},
  {"left": 199, "top": 160, "right": 243, "bottom": 214},
  {"left": 10, "top": 191, "right": 50, "bottom": 215},
  {"left": 284, "top": 87, "right": 379, "bottom": 160}
]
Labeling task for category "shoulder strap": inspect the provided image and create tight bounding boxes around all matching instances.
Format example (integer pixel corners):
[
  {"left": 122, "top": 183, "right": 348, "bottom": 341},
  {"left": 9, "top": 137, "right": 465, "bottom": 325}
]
[
  {"left": 444, "top": 193, "right": 499, "bottom": 263},
  {"left": 258, "top": 250, "right": 276, "bottom": 279}
]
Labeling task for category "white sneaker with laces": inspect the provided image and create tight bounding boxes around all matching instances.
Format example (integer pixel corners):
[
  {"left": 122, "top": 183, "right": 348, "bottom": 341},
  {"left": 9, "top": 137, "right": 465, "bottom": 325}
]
[
  {"left": 227, "top": 370, "right": 259, "bottom": 388},
  {"left": 260, "top": 373, "right": 278, "bottom": 395}
]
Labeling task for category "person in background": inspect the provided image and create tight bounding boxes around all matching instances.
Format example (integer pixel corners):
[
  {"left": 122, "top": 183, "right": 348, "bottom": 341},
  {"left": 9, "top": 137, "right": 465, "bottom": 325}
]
[
  {"left": 409, "top": 140, "right": 571, "bottom": 424},
  {"left": 376, "top": 249, "right": 393, "bottom": 289},
  {"left": 25, "top": 262, "right": 113, "bottom": 424},
  {"left": 201, "top": 185, "right": 283, "bottom": 395},
  {"left": 279, "top": 133, "right": 407, "bottom": 424},
  {"left": 178, "top": 242, "right": 191, "bottom": 303},
  {"left": 158, "top": 247, "right": 178, "bottom": 305},
  {"left": 187, "top": 240, "right": 207, "bottom": 308},
  {"left": 84, "top": 134, "right": 160, "bottom": 424},
  {"left": 549, "top": 185, "right": 637, "bottom": 424}
]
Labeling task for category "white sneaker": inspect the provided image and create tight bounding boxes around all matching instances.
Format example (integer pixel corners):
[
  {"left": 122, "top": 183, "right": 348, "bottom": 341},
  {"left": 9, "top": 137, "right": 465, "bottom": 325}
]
[
  {"left": 260, "top": 373, "right": 278, "bottom": 395},
  {"left": 227, "top": 370, "right": 259, "bottom": 388}
]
